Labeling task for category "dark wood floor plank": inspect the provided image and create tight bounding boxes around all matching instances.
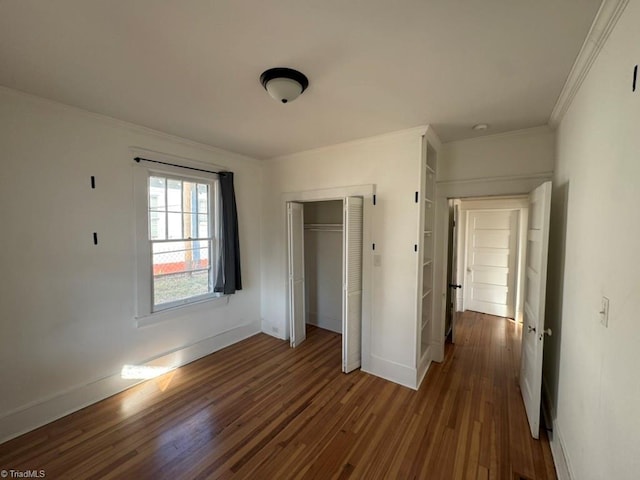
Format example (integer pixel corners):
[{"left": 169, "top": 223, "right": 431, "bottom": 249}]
[{"left": 0, "top": 314, "right": 556, "bottom": 479}]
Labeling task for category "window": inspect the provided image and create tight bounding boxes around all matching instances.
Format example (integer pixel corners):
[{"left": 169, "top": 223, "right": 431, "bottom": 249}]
[
  {"left": 148, "top": 174, "right": 219, "bottom": 310},
  {"left": 134, "top": 158, "right": 223, "bottom": 318}
]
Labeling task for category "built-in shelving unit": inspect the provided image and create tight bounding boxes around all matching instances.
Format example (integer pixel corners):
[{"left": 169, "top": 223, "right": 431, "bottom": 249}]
[{"left": 417, "top": 134, "right": 438, "bottom": 378}]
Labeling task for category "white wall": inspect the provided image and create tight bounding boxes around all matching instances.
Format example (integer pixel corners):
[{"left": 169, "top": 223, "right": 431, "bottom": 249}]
[
  {"left": 0, "top": 88, "right": 263, "bottom": 442},
  {"left": 440, "top": 126, "right": 555, "bottom": 182},
  {"left": 261, "top": 128, "right": 424, "bottom": 387},
  {"left": 304, "top": 201, "right": 343, "bottom": 333},
  {"left": 545, "top": 2, "right": 640, "bottom": 478}
]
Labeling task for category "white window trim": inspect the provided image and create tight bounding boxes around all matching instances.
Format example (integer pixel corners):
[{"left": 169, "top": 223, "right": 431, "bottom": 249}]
[{"left": 132, "top": 149, "right": 229, "bottom": 326}]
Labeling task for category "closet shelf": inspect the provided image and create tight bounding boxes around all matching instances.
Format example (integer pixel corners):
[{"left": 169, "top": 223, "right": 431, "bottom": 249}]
[
  {"left": 304, "top": 223, "right": 343, "bottom": 232},
  {"left": 422, "top": 289, "right": 432, "bottom": 298},
  {"left": 423, "top": 260, "right": 432, "bottom": 267}
]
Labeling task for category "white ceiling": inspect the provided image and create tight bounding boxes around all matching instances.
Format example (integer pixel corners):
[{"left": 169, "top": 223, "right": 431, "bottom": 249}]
[{"left": 0, "top": 0, "right": 602, "bottom": 159}]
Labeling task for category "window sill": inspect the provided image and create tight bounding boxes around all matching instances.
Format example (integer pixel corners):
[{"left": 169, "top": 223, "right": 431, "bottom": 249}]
[{"left": 135, "top": 295, "right": 230, "bottom": 328}]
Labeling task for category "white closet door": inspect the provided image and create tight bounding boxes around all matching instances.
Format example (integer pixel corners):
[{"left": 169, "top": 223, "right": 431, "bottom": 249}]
[
  {"left": 342, "top": 197, "right": 363, "bottom": 373},
  {"left": 287, "top": 202, "right": 306, "bottom": 348}
]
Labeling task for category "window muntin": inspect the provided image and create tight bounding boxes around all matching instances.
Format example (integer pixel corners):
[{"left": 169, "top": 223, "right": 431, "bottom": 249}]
[{"left": 148, "top": 174, "right": 218, "bottom": 310}]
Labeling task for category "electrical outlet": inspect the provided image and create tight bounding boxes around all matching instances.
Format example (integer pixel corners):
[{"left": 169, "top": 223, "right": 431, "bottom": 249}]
[{"left": 600, "top": 297, "right": 610, "bottom": 327}]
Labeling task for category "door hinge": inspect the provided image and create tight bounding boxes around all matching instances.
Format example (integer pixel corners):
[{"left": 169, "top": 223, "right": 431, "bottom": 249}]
[
  {"left": 414, "top": 244, "right": 418, "bottom": 252},
  {"left": 415, "top": 191, "right": 419, "bottom": 203},
  {"left": 372, "top": 243, "right": 376, "bottom": 251},
  {"left": 373, "top": 194, "right": 377, "bottom": 205}
]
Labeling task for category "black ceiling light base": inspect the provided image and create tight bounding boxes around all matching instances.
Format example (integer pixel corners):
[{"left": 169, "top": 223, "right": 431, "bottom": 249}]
[{"left": 260, "top": 67, "right": 309, "bottom": 103}]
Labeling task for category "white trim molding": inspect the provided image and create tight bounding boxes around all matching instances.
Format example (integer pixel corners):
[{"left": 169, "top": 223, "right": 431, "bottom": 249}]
[
  {"left": 362, "top": 355, "right": 418, "bottom": 390},
  {"left": 542, "top": 380, "right": 574, "bottom": 480},
  {"left": 549, "top": 0, "right": 630, "bottom": 126},
  {"left": 432, "top": 173, "right": 552, "bottom": 363}
]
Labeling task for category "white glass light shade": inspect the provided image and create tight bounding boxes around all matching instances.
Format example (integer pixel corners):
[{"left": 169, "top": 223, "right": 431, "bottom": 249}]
[{"left": 265, "top": 77, "right": 304, "bottom": 104}]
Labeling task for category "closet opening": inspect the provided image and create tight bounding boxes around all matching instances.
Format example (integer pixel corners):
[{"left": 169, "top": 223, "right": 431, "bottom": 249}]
[
  {"left": 286, "top": 195, "right": 365, "bottom": 374},
  {"left": 304, "top": 201, "right": 344, "bottom": 336}
]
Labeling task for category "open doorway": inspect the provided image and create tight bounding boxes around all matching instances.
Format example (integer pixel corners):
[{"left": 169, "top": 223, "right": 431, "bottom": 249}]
[
  {"left": 446, "top": 196, "right": 528, "bottom": 342},
  {"left": 439, "top": 183, "right": 552, "bottom": 439},
  {"left": 303, "top": 201, "right": 344, "bottom": 335},
  {"left": 286, "top": 195, "right": 365, "bottom": 374}
]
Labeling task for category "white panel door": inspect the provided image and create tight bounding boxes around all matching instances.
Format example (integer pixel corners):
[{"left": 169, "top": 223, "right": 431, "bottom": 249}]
[
  {"left": 287, "top": 202, "right": 306, "bottom": 348},
  {"left": 342, "top": 197, "right": 363, "bottom": 373},
  {"left": 520, "top": 181, "right": 552, "bottom": 439},
  {"left": 465, "top": 209, "right": 518, "bottom": 318}
]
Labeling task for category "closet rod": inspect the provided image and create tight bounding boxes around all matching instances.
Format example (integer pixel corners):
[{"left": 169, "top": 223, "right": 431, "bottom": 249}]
[{"left": 304, "top": 223, "right": 342, "bottom": 228}]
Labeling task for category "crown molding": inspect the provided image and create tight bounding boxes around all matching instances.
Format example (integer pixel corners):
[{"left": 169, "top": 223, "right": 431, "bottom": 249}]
[{"left": 549, "top": 0, "right": 629, "bottom": 127}]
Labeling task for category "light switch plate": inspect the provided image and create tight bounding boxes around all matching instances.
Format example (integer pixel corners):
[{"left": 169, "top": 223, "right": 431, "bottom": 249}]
[{"left": 600, "top": 296, "right": 610, "bottom": 327}]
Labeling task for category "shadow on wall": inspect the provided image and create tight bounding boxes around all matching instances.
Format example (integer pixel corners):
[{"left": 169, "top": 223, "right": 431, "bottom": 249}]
[{"left": 542, "top": 180, "right": 570, "bottom": 416}]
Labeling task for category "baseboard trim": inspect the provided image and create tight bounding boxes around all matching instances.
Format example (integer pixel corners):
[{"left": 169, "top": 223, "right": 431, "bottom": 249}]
[
  {"left": 361, "top": 354, "right": 417, "bottom": 390},
  {"left": 430, "top": 339, "right": 445, "bottom": 363},
  {"left": 416, "top": 347, "right": 432, "bottom": 389},
  {"left": 0, "top": 323, "right": 260, "bottom": 445},
  {"left": 542, "top": 380, "right": 574, "bottom": 480}
]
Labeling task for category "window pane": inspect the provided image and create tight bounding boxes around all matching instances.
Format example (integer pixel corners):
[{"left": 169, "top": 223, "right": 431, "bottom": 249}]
[
  {"left": 152, "top": 239, "right": 212, "bottom": 306},
  {"left": 198, "top": 214, "right": 209, "bottom": 238},
  {"left": 192, "top": 239, "right": 210, "bottom": 269},
  {"left": 167, "top": 212, "right": 182, "bottom": 239},
  {"left": 149, "top": 176, "right": 166, "bottom": 210},
  {"left": 149, "top": 211, "right": 166, "bottom": 240},
  {"left": 153, "top": 270, "right": 210, "bottom": 306},
  {"left": 167, "top": 179, "right": 182, "bottom": 212},
  {"left": 183, "top": 212, "right": 197, "bottom": 238},
  {"left": 197, "top": 184, "right": 208, "bottom": 213}
]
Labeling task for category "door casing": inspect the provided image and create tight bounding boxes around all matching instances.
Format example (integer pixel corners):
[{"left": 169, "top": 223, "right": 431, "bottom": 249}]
[
  {"left": 283, "top": 185, "right": 374, "bottom": 371},
  {"left": 432, "top": 174, "right": 552, "bottom": 364}
]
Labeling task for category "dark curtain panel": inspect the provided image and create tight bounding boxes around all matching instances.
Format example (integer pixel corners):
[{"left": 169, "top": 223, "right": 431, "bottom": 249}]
[{"left": 214, "top": 172, "right": 242, "bottom": 294}]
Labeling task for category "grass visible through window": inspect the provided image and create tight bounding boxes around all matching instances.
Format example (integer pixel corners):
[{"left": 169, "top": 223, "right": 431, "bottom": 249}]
[{"left": 154, "top": 270, "right": 211, "bottom": 306}]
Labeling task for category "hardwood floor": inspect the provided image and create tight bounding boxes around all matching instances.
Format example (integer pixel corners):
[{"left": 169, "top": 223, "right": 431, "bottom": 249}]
[{"left": 0, "top": 312, "right": 556, "bottom": 479}]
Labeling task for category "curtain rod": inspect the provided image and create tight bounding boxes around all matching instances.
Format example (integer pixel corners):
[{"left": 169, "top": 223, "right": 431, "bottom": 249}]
[{"left": 134, "top": 156, "right": 223, "bottom": 175}]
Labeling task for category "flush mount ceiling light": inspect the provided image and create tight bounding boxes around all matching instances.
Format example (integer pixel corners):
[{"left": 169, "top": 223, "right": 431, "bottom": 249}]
[
  {"left": 260, "top": 67, "right": 309, "bottom": 104},
  {"left": 472, "top": 123, "right": 489, "bottom": 131}
]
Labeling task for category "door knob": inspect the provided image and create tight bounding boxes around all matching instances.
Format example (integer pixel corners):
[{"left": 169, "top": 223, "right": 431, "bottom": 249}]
[
  {"left": 543, "top": 328, "right": 552, "bottom": 336},
  {"left": 449, "top": 284, "right": 462, "bottom": 289},
  {"left": 527, "top": 325, "right": 536, "bottom": 333}
]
